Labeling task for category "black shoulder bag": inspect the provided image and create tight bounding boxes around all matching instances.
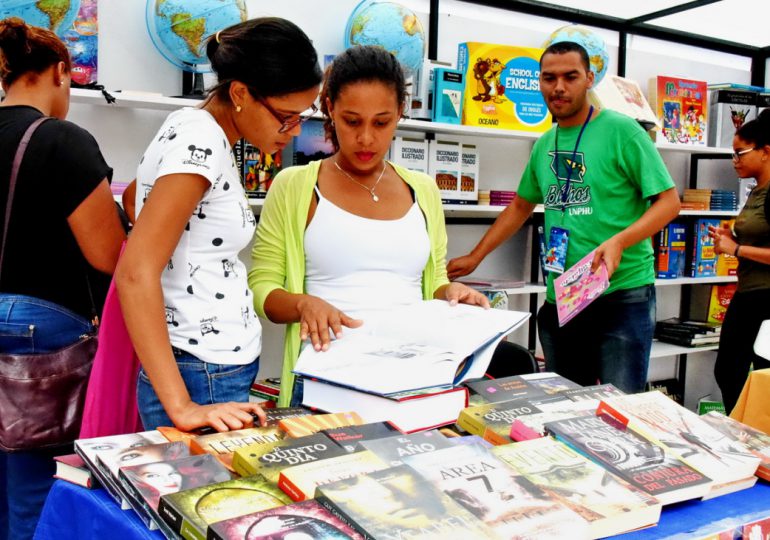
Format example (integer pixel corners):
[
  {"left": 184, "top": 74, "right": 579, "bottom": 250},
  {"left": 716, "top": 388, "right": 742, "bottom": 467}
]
[{"left": 0, "top": 117, "right": 98, "bottom": 452}]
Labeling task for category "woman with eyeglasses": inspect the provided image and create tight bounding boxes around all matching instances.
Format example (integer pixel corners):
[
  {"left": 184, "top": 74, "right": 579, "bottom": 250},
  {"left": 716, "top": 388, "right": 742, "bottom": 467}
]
[
  {"left": 115, "top": 18, "right": 322, "bottom": 431},
  {"left": 710, "top": 108, "right": 770, "bottom": 413},
  {"left": 248, "top": 46, "right": 488, "bottom": 406}
]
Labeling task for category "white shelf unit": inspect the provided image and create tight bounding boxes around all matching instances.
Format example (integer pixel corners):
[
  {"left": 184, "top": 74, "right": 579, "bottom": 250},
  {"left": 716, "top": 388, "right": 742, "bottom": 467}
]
[
  {"left": 506, "top": 284, "right": 547, "bottom": 295},
  {"left": 650, "top": 340, "right": 718, "bottom": 359},
  {"left": 655, "top": 276, "right": 737, "bottom": 286}
]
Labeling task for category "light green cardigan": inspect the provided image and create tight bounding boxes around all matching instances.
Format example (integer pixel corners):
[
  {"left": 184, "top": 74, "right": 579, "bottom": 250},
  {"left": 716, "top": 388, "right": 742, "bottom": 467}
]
[{"left": 248, "top": 159, "right": 450, "bottom": 406}]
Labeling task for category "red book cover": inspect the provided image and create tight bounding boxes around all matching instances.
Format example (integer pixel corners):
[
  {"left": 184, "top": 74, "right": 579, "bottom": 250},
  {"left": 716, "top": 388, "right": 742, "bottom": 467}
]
[{"left": 651, "top": 76, "right": 708, "bottom": 145}]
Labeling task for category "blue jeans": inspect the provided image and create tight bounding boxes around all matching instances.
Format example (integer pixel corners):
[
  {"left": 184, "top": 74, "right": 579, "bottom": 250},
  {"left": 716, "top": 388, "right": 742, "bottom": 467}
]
[
  {"left": 538, "top": 284, "right": 656, "bottom": 393},
  {"left": 136, "top": 348, "right": 260, "bottom": 430},
  {"left": 0, "top": 294, "right": 91, "bottom": 540}
]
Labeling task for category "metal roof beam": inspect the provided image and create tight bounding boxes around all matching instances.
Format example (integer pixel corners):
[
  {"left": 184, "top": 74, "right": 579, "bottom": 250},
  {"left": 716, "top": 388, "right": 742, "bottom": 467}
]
[{"left": 626, "top": 0, "right": 724, "bottom": 25}]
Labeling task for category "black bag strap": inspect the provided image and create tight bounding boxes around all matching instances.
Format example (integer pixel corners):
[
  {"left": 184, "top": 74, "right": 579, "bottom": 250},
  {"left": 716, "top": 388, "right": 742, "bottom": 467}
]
[
  {"left": 0, "top": 116, "right": 99, "bottom": 327},
  {"left": 765, "top": 183, "right": 770, "bottom": 224},
  {"left": 1, "top": 116, "right": 51, "bottom": 278}
]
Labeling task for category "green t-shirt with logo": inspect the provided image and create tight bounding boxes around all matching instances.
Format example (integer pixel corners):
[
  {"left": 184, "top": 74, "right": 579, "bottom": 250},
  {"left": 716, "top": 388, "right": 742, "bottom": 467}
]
[{"left": 517, "top": 109, "right": 675, "bottom": 303}]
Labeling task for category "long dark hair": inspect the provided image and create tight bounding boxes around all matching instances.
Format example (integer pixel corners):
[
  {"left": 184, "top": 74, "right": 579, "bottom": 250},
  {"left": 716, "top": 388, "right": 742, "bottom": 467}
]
[
  {"left": 0, "top": 17, "right": 71, "bottom": 87},
  {"left": 736, "top": 108, "right": 770, "bottom": 148},
  {"left": 320, "top": 45, "right": 407, "bottom": 151},
  {"left": 205, "top": 17, "right": 322, "bottom": 102}
]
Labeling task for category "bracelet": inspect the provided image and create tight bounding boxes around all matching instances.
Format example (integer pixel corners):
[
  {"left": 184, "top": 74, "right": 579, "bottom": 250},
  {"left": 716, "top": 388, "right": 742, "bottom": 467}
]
[{"left": 735, "top": 245, "right": 741, "bottom": 258}]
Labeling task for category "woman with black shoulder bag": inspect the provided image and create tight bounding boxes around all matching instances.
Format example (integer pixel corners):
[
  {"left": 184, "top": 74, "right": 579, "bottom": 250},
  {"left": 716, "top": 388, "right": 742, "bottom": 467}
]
[{"left": 0, "top": 18, "right": 125, "bottom": 540}]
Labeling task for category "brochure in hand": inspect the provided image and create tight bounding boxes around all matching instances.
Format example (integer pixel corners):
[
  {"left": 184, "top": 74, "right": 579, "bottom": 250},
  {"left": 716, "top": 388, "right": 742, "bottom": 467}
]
[{"left": 554, "top": 250, "right": 609, "bottom": 327}]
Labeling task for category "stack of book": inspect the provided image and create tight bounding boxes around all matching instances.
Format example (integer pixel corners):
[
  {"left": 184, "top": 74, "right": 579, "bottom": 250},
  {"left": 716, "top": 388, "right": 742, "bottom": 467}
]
[
  {"left": 293, "top": 300, "right": 530, "bottom": 433},
  {"left": 710, "top": 189, "right": 738, "bottom": 211},
  {"left": 681, "top": 188, "right": 713, "bottom": 211},
  {"left": 249, "top": 378, "right": 281, "bottom": 403},
  {"left": 655, "top": 317, "right": 721, "bottom": 347}
]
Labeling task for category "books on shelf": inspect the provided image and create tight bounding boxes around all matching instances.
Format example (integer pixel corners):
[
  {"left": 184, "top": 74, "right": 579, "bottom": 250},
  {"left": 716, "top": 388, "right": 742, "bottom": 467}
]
[
  {"left": 207, "top": 499, "right": 366, "bottom": 540},
  {"left": 406, "top": 443, "right": 591, "bottom": 539},
  {"left": 301, "top": 380, "right": 469, "bottom": 433},
  {"left": 157, "top": 473, "right": 290, "bottom": 539},
  {"left": 708, "top": 283, "right": 737, "bottom": 324},
  {"left": 391, "top": 136, "right": 429, "bottom": 173},
  {"left": 54, "top": 453, "right": 98, "bottom": 489},
  {"left": 456, "top": 277, "right": 525, "bottom": 290},
  {"left": 654, "top": 318, "right": 722, "bottom": 347},
  {"left": 649, "top": 75, "right": 708, "bottom": 146},
  {"left": 409, "top": 59, "right": 452, "bottom": 121},
  {"left": 691, "top": 218, "right": 720, "bottom": 277},
  {"left": 554, "top": 249, "right": 610, "bottom": 326},
  {"left": 709, "top": 88, "right": 757, "bottom": 148},
  {"left": 656, "top": 222, "right": 687, "bottom": 279},
  {"left": 241, "top": 141, "right": 281, "bottom": 198},
  {"left": 716, "top": 220, "right": 739, "bottom": 276},
  {"left": 493, "top": 436, "right": 662, "bottom": 538},
  {"left": 293, "top": 300, "right": 529, "bottom": 396},
  {"left": 432, "top": 67, "right": 464, "bottom": 125},
  {"left": 544, "top": 413, "right": 712, "bottom": 505},
  {"left": 457, "top": 42, "right": 551, "bottom": 133},
  {"left": 598, "top": 391, "right": 761, "bottom": 496},
  {"left": 316, "top": 464, "right": 500, "bottom": 539},
  {"left": 589, "top": 74, "right": 659, "bottom": 129}
]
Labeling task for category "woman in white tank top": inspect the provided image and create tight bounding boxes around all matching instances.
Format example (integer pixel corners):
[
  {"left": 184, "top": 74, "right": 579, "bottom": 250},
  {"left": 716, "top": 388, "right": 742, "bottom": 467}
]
[{"left": 249, "top": 46, "right": 488, "bottom": 406}]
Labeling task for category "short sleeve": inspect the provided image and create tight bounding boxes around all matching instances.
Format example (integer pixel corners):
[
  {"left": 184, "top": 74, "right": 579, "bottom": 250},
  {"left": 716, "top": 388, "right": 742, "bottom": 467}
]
[
  {"left": 153, "top": 114, "right": 228, "bottom": 186},
  {"left": 619, "top": 129, "right": 675, "bottom": 199},
  {"left": 516, "top": 149, "right": 544, "bottom": 204},
  {"left": 44, "top": 120, "right": 112, "bottom": 218}
]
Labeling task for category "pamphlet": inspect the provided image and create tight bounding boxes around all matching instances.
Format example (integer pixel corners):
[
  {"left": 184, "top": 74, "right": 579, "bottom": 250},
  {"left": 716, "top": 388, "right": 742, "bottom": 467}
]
[{"left": 554, "top": 249, "right": 609, "bottom": 326}]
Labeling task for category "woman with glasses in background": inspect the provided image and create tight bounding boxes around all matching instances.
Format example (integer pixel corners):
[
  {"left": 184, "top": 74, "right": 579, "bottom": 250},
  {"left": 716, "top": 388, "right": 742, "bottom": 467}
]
[
  {"left": 710, "top": 108, "right": 770, "bottom": 413},
  {"left": 115, "top": 18, "right": 322, "bottom": 432}
]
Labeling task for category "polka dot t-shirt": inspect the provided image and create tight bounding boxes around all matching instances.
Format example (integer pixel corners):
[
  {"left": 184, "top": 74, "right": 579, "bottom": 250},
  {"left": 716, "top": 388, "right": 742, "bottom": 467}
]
[{"left": 135, "top": 107, "right": 261, "bottom": 365}]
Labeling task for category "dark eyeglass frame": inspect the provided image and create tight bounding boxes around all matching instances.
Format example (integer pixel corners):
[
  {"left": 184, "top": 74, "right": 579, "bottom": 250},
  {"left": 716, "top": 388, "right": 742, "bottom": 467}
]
[
  {"left": 256, "top": 96, "right": 317, "bottom": 133},
  {"left": 732, "top": 147, "right": 758, "bottom": 161}
]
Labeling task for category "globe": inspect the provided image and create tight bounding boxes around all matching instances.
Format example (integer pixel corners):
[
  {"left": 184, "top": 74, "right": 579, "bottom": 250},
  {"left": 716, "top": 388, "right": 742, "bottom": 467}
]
[
  {"left": 344, "top": 0, "right": 426, "bottom": 76},
  {"left": 543, "top": 24, "right": 609, "bottom": 86},
  {"left": 0, "top": 0, "right": 81, "bottom": 36},
  {"left": 145, "top": 0, "right": 247, "bottom": 73}
]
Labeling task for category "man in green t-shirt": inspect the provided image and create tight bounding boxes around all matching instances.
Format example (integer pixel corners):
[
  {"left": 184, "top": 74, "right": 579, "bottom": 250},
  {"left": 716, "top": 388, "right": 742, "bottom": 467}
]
[{"left": 448, "top": 41, "right": 680, "bottom": 392}]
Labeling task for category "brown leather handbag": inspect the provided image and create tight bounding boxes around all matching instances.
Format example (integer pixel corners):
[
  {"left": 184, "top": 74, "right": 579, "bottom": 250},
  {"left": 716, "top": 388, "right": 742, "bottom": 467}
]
[{"left": 0, "top": 117, "right": 97, "bottom": 452}]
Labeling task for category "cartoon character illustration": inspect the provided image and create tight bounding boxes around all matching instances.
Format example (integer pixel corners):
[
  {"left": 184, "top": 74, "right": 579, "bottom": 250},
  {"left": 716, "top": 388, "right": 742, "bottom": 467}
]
[
  {"left": 472, "top": 57, "right": 492, "bottom": 102},
  {"left": 730, "top": 106, "right": 750, "bottom": 130},
  {"left": 484, "top": 58, "right": 506, "bottom": 103}
]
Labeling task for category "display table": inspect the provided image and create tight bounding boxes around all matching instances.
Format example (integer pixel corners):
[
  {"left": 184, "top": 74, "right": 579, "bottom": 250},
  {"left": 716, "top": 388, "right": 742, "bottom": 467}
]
[
  {"left": 731, "top": 368, "right": 770, "bottom": 434},
  {"left": 35, "top": 479, "right": 770, "bottom": 540},
  {"left": 34, "top": 480, "right": 162, "bottom": 540}
]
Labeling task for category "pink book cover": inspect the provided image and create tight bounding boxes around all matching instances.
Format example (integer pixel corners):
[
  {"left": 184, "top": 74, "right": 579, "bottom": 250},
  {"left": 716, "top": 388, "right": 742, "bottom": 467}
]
[{"left": 554, "top": 250, "right": 610, "bottom": 326}]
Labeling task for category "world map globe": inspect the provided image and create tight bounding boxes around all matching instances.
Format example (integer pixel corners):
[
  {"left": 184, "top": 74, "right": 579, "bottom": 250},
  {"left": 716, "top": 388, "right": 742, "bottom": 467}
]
[
  {"left": 543, "top": 24, "right": 609, "bottom": 85},
  {"left": 344, "top": 0, "right": 426, "bottom": 75},
  {"left": 145, "top": 0, "right": 247, "bottom": 72},
  {"left": 0, "top": 0, "right": 80, "bottom": 36}
]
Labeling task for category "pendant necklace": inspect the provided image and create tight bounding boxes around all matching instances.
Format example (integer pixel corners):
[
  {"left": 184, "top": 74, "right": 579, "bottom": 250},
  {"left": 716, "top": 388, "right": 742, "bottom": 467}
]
[{"left": 334, "top": 159, "right": 386, "bottom": 202}]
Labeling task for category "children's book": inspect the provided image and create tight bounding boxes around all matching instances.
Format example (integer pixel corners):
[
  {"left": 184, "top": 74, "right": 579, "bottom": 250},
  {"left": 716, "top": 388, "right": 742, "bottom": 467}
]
[
  {"left": 278, "top": 450, "right": 389, "bottom": 502},
  {"left": 406, "top": 443, "right": 590, "bottom": 539},
  {"left": 656, "top": 222, "right": 688, "bottom": 279},
  {"left": 232, "top": 432, "right": 349, "bottom": 481},
  {"left": 62, "top": 0, "right": 98, "bottom": 86},
  {"left": 493, "top": 437, "right": 662, "bottom": 538},
  {"left": 554, "top": 249, "right": 610, "bottom": 326},
  {"left": 293, "top": 300, "right": 529, "bottom": 396},
  {"left": 356, "top": 431, "right": 452, "bottom": 466},
  {"left": 691, "top": 218, "right": 720, "bottom": 277},
  {"left": 598, "top": 391, "right": 760, "bottom": 497},
  {"left": 315, "top": 464, "right": 500, "bottom": 539},
  {"left": 158, "top": 473, "right": 290, "bottom": 540},
  {"left": 207, "top": 499, "right": 366, "bottom": 540},
  {"left": 188, "top": 426, "right": 285, "bottom": 471},
  {"left": 118, "top": 453, "right": 231, "bottom": 532},
  {"left": 242, "top": 142, "right": 281, "bottom": 198},
  {"left": 715, "top": 220, "right": 739, "bottom": 276},
  {"left": 544, "top": 412, "right": 712, "bottom": 505},
  {"left": 590, "top": 75, "right": 659, "bottom": 129},
  {"left": 649, "top": 76, "right": 708, "bottom": 145},
  {"left": 73, "top": 432, "right": 175, "bottom": 508},
  {"left": 707, "top": 283, "right": 736, "bottom": 324}
]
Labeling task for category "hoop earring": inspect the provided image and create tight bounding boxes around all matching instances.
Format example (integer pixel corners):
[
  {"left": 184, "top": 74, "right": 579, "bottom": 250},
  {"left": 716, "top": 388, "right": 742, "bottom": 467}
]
[{"left": 235, "top": 105, "right": 242, "bottom": 113}]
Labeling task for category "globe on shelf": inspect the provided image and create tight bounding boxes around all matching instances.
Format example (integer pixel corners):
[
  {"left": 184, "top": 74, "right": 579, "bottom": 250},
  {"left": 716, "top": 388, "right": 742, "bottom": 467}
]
[
  {"left": 145, "top": 0, "right": 247, "bottom": 73},
  {"left": 543, "top": 24, "right": 609, "bottom": 86},
  {"left": 0, "top": 0, "right": 81, "bottom": 36},
  {"left": 344, "top": 0, "right": 426, "bottom": 76}
]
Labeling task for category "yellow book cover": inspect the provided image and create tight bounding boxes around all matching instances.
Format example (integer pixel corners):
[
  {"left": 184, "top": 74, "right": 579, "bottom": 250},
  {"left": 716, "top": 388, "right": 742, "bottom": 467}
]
[
  {"left": 715, "top": 220, "right": 739, "bottom": 276},
  {"left": 707, "top": 283, "right": 737, "bottom": 324},
  {"left": 457, "top": 42, "right": 551, "bottom": 132},
  {"left": 278, "top": 412, "right": 363, "bottom": 438}
]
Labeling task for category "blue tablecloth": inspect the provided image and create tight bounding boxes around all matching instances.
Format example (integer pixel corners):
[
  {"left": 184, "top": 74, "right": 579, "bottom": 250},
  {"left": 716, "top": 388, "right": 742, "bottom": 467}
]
[
  {"left": 34, "top": 479, "right": 770, "bottom": 540},
  {"left": 34, "top": 480, "right": 162, "bottom": 540}
]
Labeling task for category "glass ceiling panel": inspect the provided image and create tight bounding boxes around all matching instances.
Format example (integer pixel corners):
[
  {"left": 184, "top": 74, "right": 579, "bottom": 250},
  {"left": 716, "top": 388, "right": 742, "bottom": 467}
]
[{"left": 529, "top": 0, "right": 694, "bottom": 20}]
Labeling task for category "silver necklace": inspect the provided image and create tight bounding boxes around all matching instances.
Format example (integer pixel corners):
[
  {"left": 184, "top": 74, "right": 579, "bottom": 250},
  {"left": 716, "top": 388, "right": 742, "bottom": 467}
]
[{"left": 334, "top": 160, "right": 386, "bottom": 202}]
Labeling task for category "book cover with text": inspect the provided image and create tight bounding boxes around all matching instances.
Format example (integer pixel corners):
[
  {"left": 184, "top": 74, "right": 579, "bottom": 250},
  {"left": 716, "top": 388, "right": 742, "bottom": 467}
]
[
  {"left": 650, "top": 76, "right": 708, "bottom": 145},
  {"left": 554, "top": 250, "right": 610, "bottom": 326}
]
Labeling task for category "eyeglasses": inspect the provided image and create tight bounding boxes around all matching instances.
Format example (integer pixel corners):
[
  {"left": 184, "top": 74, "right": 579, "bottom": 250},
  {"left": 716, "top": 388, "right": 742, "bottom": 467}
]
[
  {"left": 732, "top": 147, "right": 758, "bottom": 161},
  {"left": 256, "top": 96, "right": 317, "bottom": 134}
]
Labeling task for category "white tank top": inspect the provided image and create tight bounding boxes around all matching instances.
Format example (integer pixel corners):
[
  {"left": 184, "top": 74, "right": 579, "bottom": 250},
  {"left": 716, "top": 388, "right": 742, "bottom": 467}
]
[{"left": 304, "top": 186, "right": 430, "bottom": 322}]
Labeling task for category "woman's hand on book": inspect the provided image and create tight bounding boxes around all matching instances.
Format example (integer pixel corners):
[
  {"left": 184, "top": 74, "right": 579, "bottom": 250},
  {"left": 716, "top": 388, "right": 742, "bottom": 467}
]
[
  {"left": 172, "top": 401, "right": 267, "bottom": 433},
  {"left": 441, "top": 282, "right": 490, "bottom": 308},
  {"left": 296, "top": 295, "right": 363, "bottom": 351}
]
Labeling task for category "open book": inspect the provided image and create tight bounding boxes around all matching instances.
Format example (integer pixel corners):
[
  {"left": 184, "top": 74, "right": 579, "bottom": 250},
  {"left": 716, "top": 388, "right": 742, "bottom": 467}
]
[{"left": 293, "top": 300, "right": 530, "bottom": 396}]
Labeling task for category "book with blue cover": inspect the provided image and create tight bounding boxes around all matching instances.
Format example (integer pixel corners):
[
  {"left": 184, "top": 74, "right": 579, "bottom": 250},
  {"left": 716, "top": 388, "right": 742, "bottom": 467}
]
[{"left": 432, "top": 68, "right": 464, "bottom": 124}]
